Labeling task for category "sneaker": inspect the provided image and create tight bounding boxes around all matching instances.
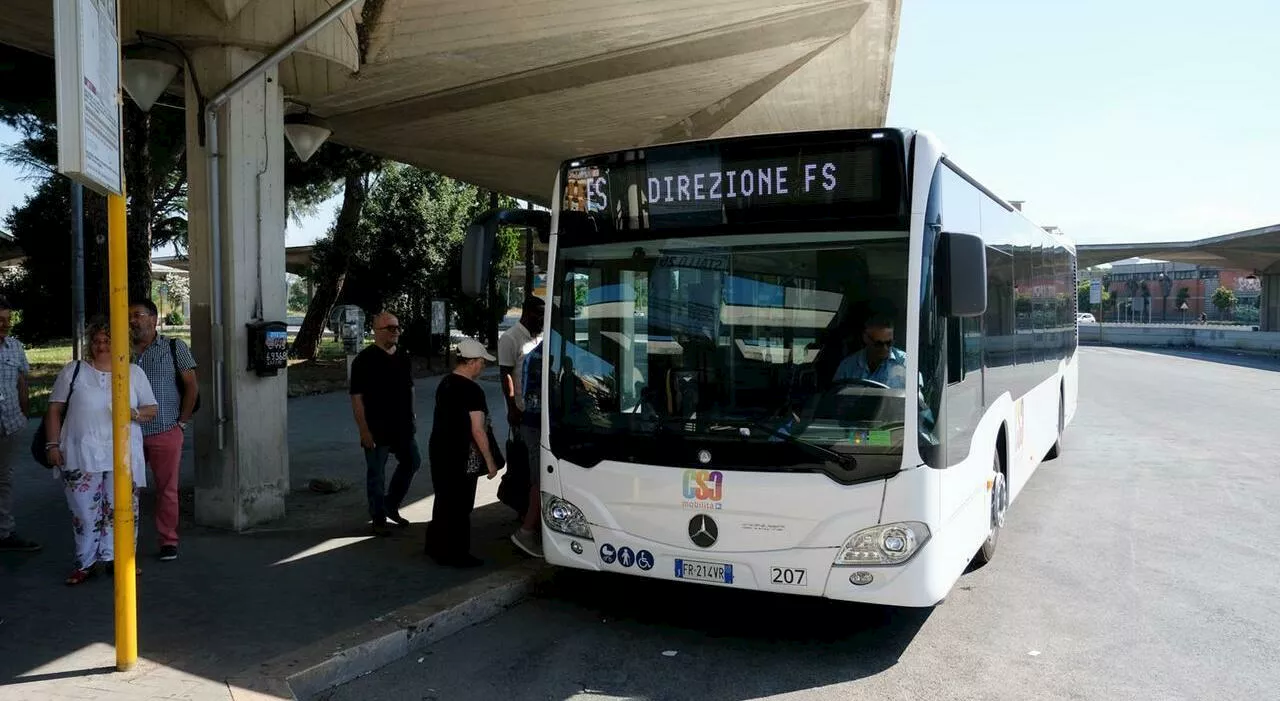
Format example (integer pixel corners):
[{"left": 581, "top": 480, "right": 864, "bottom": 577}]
[
  {"left": 0, "top": 535, "right": 42, "bottom": 552},
  {"left": 371, "top": 523, "right": 392, "bottom": 538},
  {"left": 158, "top": 545, "right": 178, "bottom": 561},
  {"left": 510, "top": 529, "right": 544, "bottom": 559},
  {"left": 387, "top": 511, "right": 411, "bottom": 528}
]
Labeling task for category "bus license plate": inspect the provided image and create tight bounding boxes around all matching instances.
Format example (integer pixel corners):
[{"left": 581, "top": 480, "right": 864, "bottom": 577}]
[{"left": 674, "top": 559, "right": 734, "bottom": 584}]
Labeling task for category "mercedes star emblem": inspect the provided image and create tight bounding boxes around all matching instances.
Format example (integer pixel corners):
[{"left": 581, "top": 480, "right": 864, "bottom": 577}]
[{"left": 688, "top": 515, "right": 718, "bottom": 548}]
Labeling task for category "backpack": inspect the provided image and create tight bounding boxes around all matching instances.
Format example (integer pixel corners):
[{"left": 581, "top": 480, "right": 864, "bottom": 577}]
[{"left": 170, "top": 338, "right": 200, "bottom": 414}]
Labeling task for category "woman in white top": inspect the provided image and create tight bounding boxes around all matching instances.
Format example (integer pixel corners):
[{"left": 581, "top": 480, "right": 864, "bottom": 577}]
[{"left": 43, "top": 318, "right": 158, "bottom": 585}]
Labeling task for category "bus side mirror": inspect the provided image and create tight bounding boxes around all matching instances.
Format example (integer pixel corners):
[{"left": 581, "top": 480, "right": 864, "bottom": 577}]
[
  {"left": 461, "top": 208, "right": 553, "bottom": 299},
  {"left": 941, "top": 231, "right": 987, "bottom": 317},
  {"left": 461, "top": 221, "right": 497, "bottom": 299}
]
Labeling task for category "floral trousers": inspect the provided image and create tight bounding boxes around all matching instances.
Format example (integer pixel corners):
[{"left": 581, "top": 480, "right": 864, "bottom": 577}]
[{"left": 62, "top": 468, "right": 138, "bottom": 571}]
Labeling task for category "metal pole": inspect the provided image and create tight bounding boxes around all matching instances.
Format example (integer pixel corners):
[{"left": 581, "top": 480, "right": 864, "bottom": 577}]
[
  {"left": 70, "top": 182, "right": 85, "bottom": 361},
  {"left": 108, "top": 191, "right": 137, "bottom": 671},
  {"left": 103, "top": 0, "right": 136, "bottom": 672}
]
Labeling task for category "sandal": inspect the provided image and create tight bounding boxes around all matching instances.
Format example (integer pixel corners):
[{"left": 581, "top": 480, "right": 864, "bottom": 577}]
[{"left": 64, "top": 568, "right": 96, "bottom": 586}]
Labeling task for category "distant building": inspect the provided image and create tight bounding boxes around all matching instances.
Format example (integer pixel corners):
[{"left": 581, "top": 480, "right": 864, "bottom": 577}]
[{"left": 1100, "top": 258, "right": 1260, "bottom": 323}]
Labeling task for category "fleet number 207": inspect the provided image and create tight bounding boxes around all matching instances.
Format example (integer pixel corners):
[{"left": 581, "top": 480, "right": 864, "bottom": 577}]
[{"left": 770, "top": 567, "right": 807, "bottom": 586}]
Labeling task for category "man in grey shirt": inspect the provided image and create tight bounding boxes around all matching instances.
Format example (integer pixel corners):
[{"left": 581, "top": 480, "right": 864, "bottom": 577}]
[{"left": 0, "top": 296, "right": 39, "bottom": 552}]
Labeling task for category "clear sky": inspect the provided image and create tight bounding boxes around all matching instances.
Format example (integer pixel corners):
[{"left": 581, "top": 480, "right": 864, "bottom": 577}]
[
  {"left": 3, "top": 0, "right": 1277, "bottom": 247},
  {"left": 887, "top": 0, "right": 1279, "bottom": 243}
]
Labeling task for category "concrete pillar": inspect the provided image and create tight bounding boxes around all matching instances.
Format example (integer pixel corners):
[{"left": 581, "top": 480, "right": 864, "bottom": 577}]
[
  {"left": 1262, "top": 273, "right": 1280, "bottom": 332},
  {"left": 185, "top": 46, "right": 289, "bottom": 530}
]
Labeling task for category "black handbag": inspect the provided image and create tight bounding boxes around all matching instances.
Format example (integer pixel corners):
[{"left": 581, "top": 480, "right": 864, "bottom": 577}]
[
  {"left": 465, "top": 415, "right": 506, "bottom": 476},
  {"left": 31, "top": 361, "right": 81, "bottom": 468},
  {"left": 498, "top": 433, "right": 531, "bottom": 517}
]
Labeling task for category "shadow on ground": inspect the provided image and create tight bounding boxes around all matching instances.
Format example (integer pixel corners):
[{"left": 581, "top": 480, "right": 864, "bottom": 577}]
[
  {"left": 324, "top": 568, "right": 933, "bottom": 701},
  {"left": 0, "top": 372, "right": 526, "bottom": 699}
]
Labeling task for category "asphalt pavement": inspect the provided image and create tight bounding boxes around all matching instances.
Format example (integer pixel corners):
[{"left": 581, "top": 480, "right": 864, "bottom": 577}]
[{"left": 324, "top": 346, "right": 1280, "bottom": 701}]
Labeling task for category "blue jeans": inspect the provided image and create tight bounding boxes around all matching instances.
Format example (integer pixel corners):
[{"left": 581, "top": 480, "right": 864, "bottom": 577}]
[{"left": 365, "top": 438, "right": 422, "bottom": 523}]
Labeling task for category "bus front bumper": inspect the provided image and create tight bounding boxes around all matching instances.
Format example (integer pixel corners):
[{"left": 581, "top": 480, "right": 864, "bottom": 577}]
[{"left": 541, "top": 524, "right": 950, "bottom": 607}]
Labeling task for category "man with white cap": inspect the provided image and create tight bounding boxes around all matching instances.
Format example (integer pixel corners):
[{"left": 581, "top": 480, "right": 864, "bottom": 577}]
[{"left": 425, "top": 337, "right": 500, "bottom": 567}]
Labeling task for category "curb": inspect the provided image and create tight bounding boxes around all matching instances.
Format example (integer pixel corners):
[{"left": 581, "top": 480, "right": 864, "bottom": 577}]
[{"left": 226, "top": 560, "right": 549, "bottom": 700}]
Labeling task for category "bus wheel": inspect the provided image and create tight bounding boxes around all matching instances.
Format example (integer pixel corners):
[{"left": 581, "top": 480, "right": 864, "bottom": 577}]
[
  {"left": 972, "top": 453, "right": 1007, "bottom": 569},
  {"left": 1045, "top": 388, "right": 1065, "bottom": 460}
]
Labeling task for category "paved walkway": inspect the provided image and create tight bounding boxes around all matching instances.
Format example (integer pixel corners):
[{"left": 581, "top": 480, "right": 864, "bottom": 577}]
[{"left": 0, "top": 368, "right": 528, "bottom": 700}]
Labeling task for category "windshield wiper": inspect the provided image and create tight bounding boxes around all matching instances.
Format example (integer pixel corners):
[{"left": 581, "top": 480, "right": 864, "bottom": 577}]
[{"left": 703, "top": 418, "right": 857, "bottom": 471}]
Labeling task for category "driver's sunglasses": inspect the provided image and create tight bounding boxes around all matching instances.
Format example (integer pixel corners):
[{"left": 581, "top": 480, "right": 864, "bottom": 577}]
[
  {"left": 378, "top": 325, "right": 401, "bottom": 332},
  {"left": 868, "top": 339, "right": 894, "bottom": 348}
]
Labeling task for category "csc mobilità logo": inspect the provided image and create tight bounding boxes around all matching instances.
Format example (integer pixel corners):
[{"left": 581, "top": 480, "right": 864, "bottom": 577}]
[{"left": 682, "top": 470, "right": 723, "bottom": 510}]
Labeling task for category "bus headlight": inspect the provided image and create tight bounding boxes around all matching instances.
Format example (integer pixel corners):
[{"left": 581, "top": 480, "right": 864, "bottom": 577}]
[
  {"left": 542, "top": 494, "right": 593, "bottom": 540},
  {"left": 833, "top": 522, "right": 931, "bottom": 566}
]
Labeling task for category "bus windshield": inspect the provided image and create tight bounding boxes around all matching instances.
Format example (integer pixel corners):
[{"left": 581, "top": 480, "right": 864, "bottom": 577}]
[{"left": 547, "top": 230, "right": 912, "bottom": 481}]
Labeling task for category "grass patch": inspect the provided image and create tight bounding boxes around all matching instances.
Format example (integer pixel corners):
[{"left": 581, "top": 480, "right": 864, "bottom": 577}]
[{"left": 21, "top": 333, "right": 445, "bottom": 415}]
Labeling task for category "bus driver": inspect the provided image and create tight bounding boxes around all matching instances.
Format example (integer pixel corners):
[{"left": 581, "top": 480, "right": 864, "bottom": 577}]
[{"left": 832, "top": 317, "right": 907, "bottom": 389}]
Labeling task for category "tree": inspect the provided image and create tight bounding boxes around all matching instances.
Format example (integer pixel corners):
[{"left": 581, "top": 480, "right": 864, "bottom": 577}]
[
  {"left": 2, "top": 42, "right": 188, "bottom": 303},
  {"left": 1212, "top": 286, "right": 1236, "bottom": 319},
  {"left": 164, "top": 274, "right": 190, "bottom": 311},
  {"left": 1175, "top": 287, "right": 1191, "bottom": 320},
  {"left": 287, "top": 276, "right": 310, "bottom": 313},
  {"left": 323, "top": 166, "right": 521, "bottom": 351},
  {"left": 1076, "top": 281, "right": 1109, "bottom": 316},
  {"left": 2, "top": 41, "right": 375, "bottom": 342},
  {"left": 4, "top": 178, "right": 111, "bottom": 342}
]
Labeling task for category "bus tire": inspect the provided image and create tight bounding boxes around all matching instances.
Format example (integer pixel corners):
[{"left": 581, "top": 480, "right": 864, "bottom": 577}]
[
  {"left": 971, "top": 451, "right": 1007, "bottom": 569},
  {"left": 1045, "top": 386, "right": 1065, "bottom": 460}
]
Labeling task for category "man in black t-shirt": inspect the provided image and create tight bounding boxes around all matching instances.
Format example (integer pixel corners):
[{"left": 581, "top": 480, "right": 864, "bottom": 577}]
[{"left": 350, "top": 312, "right": 421, "bottom": 537}]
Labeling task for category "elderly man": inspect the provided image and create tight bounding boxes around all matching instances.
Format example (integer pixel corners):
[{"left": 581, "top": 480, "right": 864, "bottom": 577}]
[
  {"left": 350, "top": 311, "right": 421, "bottom": 537},
  {"left": 130, "top": 298, "right": 199, "bottom": 562},
  {"left": 0, "top": 297, "right": 39, "bottom": 552}
]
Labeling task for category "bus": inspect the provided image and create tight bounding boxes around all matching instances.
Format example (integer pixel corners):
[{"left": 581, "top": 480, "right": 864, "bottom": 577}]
[{"left": 463, "top": 128, "right": 1077, "bottom": 607}]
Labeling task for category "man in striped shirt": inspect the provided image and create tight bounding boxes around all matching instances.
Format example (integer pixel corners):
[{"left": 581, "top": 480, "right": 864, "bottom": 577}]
[
  {"left": 130, "top": 298, "right": 198, "bottom": 562},
  {"left": 0, "top": 296, "right": 39, "bottom": 552}
]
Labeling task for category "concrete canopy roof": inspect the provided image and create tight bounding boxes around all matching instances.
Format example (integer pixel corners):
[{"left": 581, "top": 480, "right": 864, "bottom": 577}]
[
  {"left": 1077, "top": 223, "right": 1280, "bottom": 273},
  {"left": 0, "top": 0, "right": 901, "bottom": 204}
]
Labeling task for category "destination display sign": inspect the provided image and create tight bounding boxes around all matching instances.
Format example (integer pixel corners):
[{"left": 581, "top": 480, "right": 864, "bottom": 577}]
[{"left": 560, "top": 131, "right": 907, "bottom": 241}]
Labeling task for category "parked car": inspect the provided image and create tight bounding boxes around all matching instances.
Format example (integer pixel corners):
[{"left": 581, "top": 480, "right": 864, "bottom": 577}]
[{"left": 1076, "top": 312, "right": 1097, "bottom": 324}]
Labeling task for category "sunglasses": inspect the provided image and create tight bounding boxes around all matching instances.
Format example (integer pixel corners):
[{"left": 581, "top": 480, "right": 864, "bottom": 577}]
[{"left": 377, "top": 325, "right": 401, "bottom": 332}]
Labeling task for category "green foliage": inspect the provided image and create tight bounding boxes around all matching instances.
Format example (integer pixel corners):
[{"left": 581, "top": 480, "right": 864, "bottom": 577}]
[
  {"left": 288, "top": 277, "right": 310, "bottom": 313},
  {"left": 1077, "top": 279, "right": 1109, "bottom": 311},
  {"left": 284, "top": 143, "right": 384, "bottom": 225},
  {"left": 1211, "top": 286, "right": 1236, "bottom": 312},
  {"left": 310, "top": 166, "right": 520, "bottom": 345},
  {"left": 1175, "top": 287, "right": 1191, "bottom": 310},
  {"left": 3, "top": 177, "right": 110, "bottom": 342}
]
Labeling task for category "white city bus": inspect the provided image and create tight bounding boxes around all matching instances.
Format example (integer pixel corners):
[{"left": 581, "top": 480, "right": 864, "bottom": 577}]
[{"left": 465, "top": 128, "right": 1077, "bottom": 607}]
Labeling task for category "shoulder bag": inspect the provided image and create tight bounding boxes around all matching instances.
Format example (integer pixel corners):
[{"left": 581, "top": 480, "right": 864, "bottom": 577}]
[
  {"left": 465, "top": 413, "right": 506, "bottom": 477},
  {"left": 31, "top": 361, "right": 81, "bottom": 468}
]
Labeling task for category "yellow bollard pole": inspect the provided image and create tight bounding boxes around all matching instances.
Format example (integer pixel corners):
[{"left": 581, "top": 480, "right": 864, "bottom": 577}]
[{"left": 108, "top": 191, "right": 137, "bottom": 671}]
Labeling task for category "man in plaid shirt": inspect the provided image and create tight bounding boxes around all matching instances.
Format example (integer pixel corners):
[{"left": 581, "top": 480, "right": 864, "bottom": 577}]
[
  {"left": 130, "top": 298, "right": 198, "bottom": 562},
  {"left": 0, "top": 296, "right": 39, "bottom": 552}
]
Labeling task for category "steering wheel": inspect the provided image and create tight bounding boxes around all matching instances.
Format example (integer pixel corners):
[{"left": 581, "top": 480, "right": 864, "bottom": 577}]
[{"left": 841, "top": 378, "right": 891, "bottom": 390}]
